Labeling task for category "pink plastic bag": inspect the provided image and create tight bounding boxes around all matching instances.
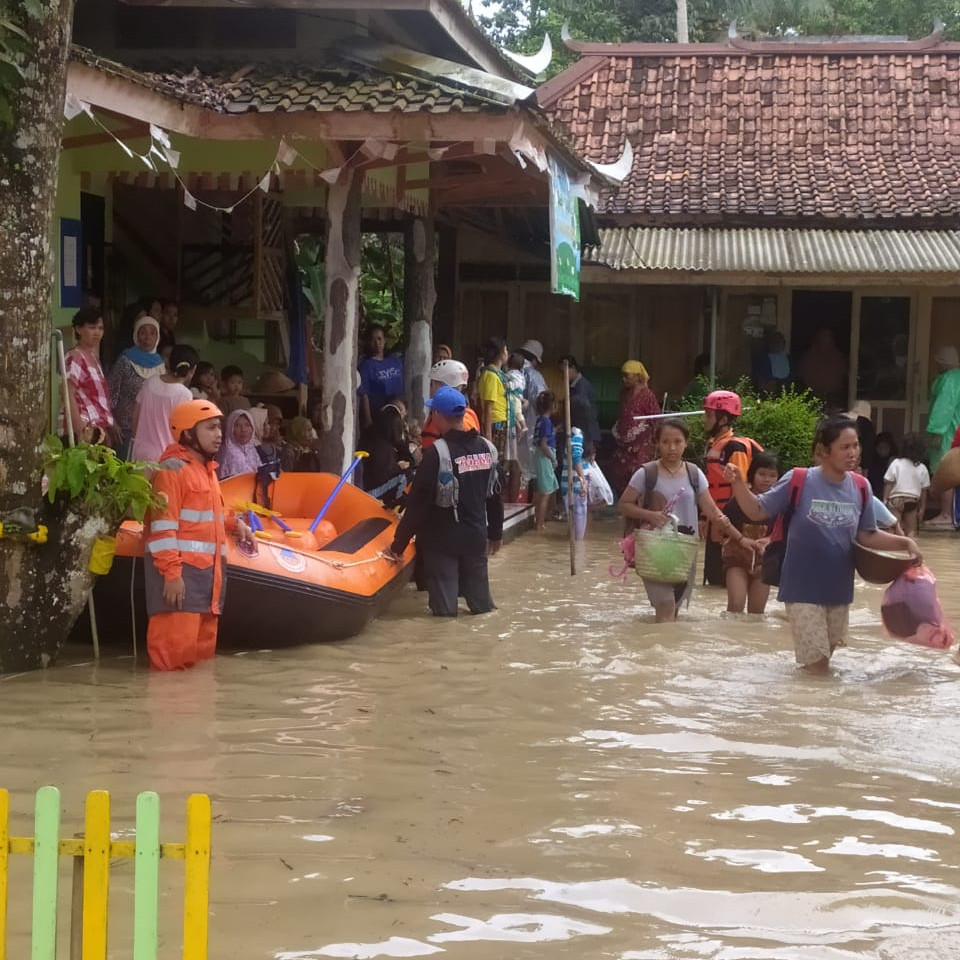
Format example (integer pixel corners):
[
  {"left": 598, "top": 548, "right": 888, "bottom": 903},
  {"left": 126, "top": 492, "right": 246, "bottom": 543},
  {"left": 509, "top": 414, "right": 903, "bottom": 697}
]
[
  {"left": 881, "top": 565, "right": 955, "bottom": 649},
  {"left": 609, "top": 534, "right": 636, "bottom": 580}
]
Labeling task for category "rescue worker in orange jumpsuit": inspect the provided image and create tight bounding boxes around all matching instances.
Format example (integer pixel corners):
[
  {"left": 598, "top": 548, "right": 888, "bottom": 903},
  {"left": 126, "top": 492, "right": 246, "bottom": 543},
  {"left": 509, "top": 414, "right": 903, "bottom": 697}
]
[
  {"left": 144, "top": 399, "right": 252, "bottom": 670},
  {"left": 703, "top": 390, "right": 761, "bottom": 586}
]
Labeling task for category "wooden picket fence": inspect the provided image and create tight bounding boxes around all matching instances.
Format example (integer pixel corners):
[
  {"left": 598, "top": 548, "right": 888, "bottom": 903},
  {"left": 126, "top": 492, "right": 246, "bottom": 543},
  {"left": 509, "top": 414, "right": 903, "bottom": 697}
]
[{"left": 0, "top": 786, "right": 211, "bottom": 960}]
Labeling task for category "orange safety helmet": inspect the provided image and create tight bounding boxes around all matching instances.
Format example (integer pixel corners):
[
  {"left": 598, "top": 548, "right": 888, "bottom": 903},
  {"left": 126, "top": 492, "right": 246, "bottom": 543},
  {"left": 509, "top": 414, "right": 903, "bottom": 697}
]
[
  {"left": 169, "top": 399, "right": 224, "bottom": 441},
  {"left": 704, "top": 390, "right": 742, "bottom": 417}
]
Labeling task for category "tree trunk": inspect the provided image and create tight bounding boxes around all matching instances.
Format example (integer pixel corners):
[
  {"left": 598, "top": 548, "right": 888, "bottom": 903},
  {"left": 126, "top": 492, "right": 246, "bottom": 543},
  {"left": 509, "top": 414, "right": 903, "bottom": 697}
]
[
  {"left": 403, "top": 215, "right": 436, "bottom": 425},
  {"left": 317, "top": 172, "right": 362, "bottom": 474},
  {"left": 676, "top": 0, "right": 690, "bottom": 42},
  {"left": 0, "top": 0, "right": 105, "bottom": 672}
]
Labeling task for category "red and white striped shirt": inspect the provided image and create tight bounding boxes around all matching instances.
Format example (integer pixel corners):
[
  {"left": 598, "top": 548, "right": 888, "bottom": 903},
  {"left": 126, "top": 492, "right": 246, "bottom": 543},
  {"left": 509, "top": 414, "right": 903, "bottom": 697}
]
[{"left": 63, "top": 347, "right": 115, "bottom": 433}]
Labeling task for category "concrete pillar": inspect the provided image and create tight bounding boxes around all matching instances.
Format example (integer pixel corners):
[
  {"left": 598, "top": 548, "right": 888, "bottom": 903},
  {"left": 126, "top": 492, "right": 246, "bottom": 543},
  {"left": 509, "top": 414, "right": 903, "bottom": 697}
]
[
  {"left": 403, "top": 214, "right": 436, "bottom": 424},
  {"left": 318, "top": 172, "right": 362, "bottom": 474}
]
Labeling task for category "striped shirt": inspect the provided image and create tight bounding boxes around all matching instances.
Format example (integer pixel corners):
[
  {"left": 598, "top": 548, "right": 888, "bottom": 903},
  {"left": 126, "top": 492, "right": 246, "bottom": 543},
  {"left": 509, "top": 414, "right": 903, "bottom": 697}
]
[{"left": 63, "top": 348, "right": 115, "bottom": 432}]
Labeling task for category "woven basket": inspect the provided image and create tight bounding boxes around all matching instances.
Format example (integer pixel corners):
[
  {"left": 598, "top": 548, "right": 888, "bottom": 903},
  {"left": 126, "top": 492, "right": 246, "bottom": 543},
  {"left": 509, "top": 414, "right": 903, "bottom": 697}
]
[{"left": 634, "top": 520, "right": 698, "bottom": 584}]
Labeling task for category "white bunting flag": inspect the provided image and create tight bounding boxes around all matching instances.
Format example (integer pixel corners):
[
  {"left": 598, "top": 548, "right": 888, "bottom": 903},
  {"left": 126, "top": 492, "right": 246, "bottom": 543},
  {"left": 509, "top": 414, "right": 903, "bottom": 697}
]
[
  {"left": 277, "top": 139, "right": 297, "bottom": 166},
  {"left": 184, "top": 191, "right": 197, "bottom": 211},
  {"left": 149, "top": 124, "right": 171, "bottom": 149},
  {"left": 63, "top": 94, "right": 85, "bottom": 120}
]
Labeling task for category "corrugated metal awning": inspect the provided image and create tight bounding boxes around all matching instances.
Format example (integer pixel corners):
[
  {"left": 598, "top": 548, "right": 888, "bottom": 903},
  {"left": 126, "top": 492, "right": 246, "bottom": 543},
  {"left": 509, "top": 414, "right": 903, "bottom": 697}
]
[{"left": 586, "top": 227, "right": 960, "bottom": 274}]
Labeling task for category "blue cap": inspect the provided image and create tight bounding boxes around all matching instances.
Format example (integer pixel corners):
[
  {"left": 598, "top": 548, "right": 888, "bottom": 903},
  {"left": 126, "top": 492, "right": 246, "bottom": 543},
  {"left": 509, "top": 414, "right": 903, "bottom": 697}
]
[{"left": 426, "top": 385, "right": 467, "bottom": 416}]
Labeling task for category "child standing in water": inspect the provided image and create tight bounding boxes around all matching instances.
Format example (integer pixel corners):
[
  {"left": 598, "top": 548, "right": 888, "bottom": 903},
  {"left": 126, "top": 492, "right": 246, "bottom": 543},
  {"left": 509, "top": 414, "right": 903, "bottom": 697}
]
[
  {"left": 618, "top": 418, "right": 735, "bottom": 622},
  {"left": 722, "top": 451, "right": 779, "bottom": 614},
  {"left": 883, "top": 433, "right": 930, "bottom": 537},
  {"left": 533, "top": 391, "right": 558, "bottom": 530}
]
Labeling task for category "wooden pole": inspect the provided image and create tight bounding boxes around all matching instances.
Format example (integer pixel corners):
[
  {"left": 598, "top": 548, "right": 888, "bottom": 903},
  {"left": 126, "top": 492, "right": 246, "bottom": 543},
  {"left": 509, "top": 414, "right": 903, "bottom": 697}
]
[{"left": 562, "top": 360, "right": 575, "bottom": 576}]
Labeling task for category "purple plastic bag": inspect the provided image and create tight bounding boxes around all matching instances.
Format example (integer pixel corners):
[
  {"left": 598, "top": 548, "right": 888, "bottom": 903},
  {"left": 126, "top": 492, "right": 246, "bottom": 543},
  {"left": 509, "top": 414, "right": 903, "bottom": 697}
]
[{"left": 881, "top": 565, "right": 954, "bottom": 649}]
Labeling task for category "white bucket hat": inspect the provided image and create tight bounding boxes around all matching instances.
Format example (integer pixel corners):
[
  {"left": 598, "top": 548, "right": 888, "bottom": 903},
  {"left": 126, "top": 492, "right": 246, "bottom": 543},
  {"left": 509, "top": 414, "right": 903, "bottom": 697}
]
[
  {"left": 935, "top": 345, "right": 959, "bottom": 367},
  {"left": 519, "top": 339, "right": 544, "bottom": 363}
]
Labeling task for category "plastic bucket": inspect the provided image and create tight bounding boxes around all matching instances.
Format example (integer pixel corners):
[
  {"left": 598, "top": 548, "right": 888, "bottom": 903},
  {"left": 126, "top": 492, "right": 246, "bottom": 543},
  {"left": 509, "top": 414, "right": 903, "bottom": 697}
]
[{"left": 89, "top": 535, "right": 117, "bottom": 576}]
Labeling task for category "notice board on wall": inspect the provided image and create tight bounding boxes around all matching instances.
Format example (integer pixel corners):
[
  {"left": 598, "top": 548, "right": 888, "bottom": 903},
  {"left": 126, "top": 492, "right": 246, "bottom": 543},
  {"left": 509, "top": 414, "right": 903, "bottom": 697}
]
[{"left": 60, "top": 217, "right": 83, "bottom": 308}]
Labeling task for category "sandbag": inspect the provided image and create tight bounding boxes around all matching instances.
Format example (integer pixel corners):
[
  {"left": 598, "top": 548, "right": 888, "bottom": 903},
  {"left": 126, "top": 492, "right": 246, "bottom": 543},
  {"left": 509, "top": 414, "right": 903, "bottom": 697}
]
[{"left": 881, "top": 565, "right": 954, "bottom": 649}]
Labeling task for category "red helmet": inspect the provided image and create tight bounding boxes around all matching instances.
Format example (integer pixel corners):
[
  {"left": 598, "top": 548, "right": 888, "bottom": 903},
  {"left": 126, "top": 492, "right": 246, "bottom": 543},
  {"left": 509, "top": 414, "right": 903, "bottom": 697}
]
[
  {"left": 704, "top": 390, "right": 742, "bottom": 417},
  {"left": 170, "top": 400, "right": 223, "bottom": 440}
]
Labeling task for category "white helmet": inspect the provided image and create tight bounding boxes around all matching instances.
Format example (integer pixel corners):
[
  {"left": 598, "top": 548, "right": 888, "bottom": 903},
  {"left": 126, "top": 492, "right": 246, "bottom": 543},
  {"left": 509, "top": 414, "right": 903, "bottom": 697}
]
[{"left": 430, "top": 358, "right": 469, "bottom": 389}]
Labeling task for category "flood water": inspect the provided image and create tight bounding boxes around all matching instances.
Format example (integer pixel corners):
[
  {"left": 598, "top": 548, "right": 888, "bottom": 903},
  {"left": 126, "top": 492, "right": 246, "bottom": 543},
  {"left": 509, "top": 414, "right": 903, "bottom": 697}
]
[{"left": 3, "top": 519, "right": 960, "bottom": 959}]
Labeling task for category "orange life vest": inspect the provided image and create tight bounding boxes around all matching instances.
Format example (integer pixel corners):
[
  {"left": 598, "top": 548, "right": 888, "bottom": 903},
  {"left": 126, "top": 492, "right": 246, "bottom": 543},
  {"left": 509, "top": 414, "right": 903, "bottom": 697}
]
[
  {"left": 705, "top": 429, "right": 763, "bottom": 513},
  {"left": 421, "top": 407, "right": 480, "bottom": 450}
]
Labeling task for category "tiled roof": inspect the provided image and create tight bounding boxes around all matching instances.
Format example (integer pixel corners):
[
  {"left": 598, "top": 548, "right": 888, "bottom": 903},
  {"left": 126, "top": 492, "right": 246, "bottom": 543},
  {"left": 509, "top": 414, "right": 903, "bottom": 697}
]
[
  {"left": 71, "top": 47, "right": 501, "bottom": 115},
  {"left": 540, "top": 41, "right": 960, "bottom": 224},
  {"left": 588, "top": 226, "right": 960, "bottom": 273}
]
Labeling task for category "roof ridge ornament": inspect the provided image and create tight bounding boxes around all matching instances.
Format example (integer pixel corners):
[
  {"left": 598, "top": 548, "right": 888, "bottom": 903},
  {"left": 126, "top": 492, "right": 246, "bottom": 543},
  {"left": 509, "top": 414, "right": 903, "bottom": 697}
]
[
  {"left": 587, "top": 139, "right": 633, "bottom": 184},
  {"left": 561, "top": 22, "right": 575, "bottom": 50},
  {"left": 502, "top": 33, "right": 553, "bottom": 77}
]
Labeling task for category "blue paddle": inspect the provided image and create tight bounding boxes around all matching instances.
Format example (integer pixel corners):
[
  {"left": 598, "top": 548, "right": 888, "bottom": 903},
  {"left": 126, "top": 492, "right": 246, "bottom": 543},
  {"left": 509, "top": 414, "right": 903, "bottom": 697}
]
[{"left": 309, "top": 450, "right": 369, "bottom": 533}]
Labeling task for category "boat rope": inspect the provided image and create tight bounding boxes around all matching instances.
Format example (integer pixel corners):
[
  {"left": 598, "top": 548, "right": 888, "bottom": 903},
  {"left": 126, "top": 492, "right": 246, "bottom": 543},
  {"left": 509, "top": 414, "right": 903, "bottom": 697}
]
[
  {"left": 307, "top": 551, "right": 397, "bottom": 570},
  {"left": 365, "top": 474, "right": 406, "bottom": 501}
]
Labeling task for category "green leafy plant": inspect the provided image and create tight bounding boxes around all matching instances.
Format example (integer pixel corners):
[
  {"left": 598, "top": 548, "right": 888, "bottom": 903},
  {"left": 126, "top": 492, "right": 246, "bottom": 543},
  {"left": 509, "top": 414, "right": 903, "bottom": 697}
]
[
  {"left": 296, "top": 232, "right": 406, "bottom": 350},
  {"left": 677, "top": 377, "right": 822, "bottom": 471},
  {"left": 359, "top": 233, "right": 405, "bottom": 347},
  {"left": 43, "top": 437, "right": 158, "bottom": 525}
]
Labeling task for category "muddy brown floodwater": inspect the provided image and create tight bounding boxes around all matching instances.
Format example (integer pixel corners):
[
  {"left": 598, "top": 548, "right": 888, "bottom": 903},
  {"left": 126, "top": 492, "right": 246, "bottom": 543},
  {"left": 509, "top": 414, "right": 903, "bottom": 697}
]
[{"left": 2, "top": 519, "right": 960, "bottom": 959}]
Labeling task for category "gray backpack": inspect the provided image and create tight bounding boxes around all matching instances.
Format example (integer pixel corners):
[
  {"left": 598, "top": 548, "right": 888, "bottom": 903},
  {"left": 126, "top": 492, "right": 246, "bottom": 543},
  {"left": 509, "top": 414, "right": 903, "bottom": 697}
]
[
  {"left": 434, "top": 437, "right": 500, "bottom": 521},
  {"left": 641, "top": 461, "right": 701, "bottom": 505}
]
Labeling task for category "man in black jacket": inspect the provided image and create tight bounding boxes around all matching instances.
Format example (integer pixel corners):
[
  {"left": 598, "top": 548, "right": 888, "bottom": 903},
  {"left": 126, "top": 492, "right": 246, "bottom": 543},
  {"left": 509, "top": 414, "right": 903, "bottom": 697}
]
[{"left": 385, "top": 386, "right": 504, "bottom": 616}]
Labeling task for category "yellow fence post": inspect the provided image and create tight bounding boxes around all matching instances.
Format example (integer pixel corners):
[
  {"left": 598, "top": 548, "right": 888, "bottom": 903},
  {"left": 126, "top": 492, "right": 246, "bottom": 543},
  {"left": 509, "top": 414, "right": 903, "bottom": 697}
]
[
  {"left": 0, "top": 789, "right": 8, "bottom": 960},
  {"left": 183, "top": 794, "right": 211, "bottom": 960},
  {"left": 82, "top": 791, "right": 111, "bottom": 960}
]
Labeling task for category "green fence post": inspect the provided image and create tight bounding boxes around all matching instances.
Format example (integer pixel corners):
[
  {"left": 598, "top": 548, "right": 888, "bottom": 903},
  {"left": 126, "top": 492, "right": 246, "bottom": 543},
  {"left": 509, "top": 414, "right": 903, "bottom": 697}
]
[
  {"left": 133, "top": 792, "right": 160, "bottom": 960},
  {"left": 31, "top": 786, "right": 60, "bottom": 960}
]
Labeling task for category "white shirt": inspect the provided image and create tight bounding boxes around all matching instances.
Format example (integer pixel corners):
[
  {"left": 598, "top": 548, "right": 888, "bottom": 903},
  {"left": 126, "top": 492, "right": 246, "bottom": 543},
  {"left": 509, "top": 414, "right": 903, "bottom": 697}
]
[{"left": 883, "top": 458, "right": 930, "bottom": 500}]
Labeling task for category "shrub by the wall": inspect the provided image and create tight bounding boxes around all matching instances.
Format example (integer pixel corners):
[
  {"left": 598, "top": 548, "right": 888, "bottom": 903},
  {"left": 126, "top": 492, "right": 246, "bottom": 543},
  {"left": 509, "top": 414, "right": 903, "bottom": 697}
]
[{"left": 678, "top": 377, "right": 822, "bottom": 472}]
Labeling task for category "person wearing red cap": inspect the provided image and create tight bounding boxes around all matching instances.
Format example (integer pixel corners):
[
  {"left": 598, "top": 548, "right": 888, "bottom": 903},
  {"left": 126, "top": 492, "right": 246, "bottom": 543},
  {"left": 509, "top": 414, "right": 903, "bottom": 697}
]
[
  {"left": 143, "top": 399, "right": 252, "bottom": 670},
  {"left": 703, "top": 390, "right": 761, "bottom": 586}
]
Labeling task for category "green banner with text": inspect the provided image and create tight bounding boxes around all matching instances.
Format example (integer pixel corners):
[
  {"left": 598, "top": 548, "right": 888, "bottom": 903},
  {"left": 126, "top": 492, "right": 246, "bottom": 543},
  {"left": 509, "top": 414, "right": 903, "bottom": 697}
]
[{"left": 548, "top": 155, "right": 580, "bottom": 301}]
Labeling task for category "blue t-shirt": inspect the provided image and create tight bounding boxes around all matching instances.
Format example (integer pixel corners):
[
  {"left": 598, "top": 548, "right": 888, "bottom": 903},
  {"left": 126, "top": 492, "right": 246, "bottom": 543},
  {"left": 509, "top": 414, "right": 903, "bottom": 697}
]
[
  {"left": 757, "top": 467, "right": 877, "bottom": 606},
  {"left": 534, "top": 415, "right": 556, "bottom": 451},
  {"left": 873, "top": 496, "right": 897, "bottom": 530},
  {"left": 358, "top": 355, "right": 404, "bottom": 416}
]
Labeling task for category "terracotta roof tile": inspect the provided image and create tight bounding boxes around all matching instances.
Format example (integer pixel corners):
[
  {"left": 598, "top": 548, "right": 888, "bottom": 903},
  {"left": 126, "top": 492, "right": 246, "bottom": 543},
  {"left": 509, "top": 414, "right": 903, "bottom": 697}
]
[
  {"left": 71, "top": 47, "right": 496, "bottom": 116},
  {"left": 543, "top": 45, "right": 960, "bottom": 223}
]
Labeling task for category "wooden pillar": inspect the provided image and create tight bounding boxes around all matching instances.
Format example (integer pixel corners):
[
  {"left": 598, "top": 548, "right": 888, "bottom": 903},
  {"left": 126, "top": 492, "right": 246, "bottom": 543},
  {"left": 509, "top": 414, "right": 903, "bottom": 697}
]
[
  {"left": 403, "top": 214, "right": 436, "bottom": 424},
  {"left": 318, "top": 171, "right": 362, "bottom": 474}
]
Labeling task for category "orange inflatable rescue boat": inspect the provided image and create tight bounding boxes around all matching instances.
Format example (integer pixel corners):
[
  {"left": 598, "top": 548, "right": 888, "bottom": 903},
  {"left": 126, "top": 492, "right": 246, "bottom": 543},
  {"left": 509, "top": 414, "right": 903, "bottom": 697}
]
[{"left": 83, "top": 472, "right": 415, "bottom": 648}]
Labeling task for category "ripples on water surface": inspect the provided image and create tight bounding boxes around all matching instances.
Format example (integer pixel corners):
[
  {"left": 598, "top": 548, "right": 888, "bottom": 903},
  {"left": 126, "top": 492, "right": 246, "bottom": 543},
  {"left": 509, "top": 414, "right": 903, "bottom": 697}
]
[{"left": 2, "top": 520, "right": 960, "bottom": 959}]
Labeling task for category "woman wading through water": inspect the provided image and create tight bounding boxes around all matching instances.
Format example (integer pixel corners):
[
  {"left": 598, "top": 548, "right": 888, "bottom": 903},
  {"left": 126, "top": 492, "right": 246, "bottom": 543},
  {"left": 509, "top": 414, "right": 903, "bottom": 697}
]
[{"left": 725, "top": 416, "right": 920, "bottom": 672}]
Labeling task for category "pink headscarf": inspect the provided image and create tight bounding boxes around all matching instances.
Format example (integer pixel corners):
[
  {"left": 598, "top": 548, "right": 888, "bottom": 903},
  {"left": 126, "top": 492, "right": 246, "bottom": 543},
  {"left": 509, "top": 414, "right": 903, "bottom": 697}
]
[{"left": 217, "top": 409, "right": 263, "bottom": 479}]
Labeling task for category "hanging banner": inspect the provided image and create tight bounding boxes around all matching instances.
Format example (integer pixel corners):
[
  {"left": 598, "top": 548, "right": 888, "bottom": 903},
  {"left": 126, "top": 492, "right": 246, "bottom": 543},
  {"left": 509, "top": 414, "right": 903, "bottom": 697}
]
[{"left": 547, "top": 154, "right": 581, "bottom": 301}]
